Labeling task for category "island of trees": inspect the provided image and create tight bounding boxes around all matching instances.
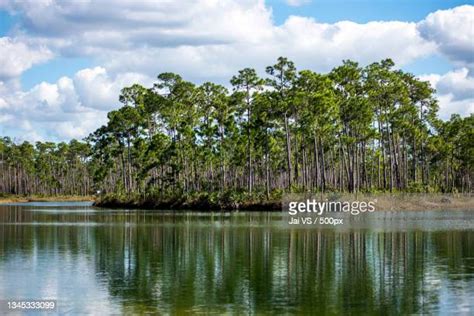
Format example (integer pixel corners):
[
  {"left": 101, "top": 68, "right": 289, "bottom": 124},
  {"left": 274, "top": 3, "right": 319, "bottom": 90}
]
[{"left": 0, "top": 58, "right": 472, "bottom": 208}]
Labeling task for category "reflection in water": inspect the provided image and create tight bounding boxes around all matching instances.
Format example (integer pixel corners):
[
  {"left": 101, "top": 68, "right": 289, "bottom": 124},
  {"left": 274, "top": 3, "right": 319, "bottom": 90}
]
[{"left": 0, "top": 204, "right": 473, "bottom": 314}]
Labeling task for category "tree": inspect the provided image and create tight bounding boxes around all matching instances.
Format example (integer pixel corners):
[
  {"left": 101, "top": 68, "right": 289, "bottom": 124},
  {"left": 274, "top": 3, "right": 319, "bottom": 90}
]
[
  {"left": 231, "top": 68, "right": 264, "bottom": 194},
  {"left": 266, "top": 57, "right": 297, "bottom": 191}
]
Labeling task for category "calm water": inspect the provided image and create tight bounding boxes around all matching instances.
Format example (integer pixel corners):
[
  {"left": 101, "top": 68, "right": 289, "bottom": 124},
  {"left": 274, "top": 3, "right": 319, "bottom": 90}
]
[{"left": 0, "top": 202, "right": 473, "bottom": 314}]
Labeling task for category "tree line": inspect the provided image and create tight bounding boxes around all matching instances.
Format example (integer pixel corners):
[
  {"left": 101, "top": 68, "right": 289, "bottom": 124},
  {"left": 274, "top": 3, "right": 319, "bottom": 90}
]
[
  {"left": 0, "top": 139, "right": 91, "bottom": 195},
  {"left": 1, "top": 58, "right": 472, "bottom": 198}
]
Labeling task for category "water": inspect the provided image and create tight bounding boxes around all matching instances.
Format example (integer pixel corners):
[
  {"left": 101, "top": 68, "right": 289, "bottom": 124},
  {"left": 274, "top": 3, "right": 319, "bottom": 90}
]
[{"left": 0, "top": 202, "right": 473, "bottom": 314}]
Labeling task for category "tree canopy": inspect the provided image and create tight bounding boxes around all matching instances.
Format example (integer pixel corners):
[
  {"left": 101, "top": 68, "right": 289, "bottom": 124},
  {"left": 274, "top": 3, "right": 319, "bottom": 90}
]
[{"left": 1, "top": 58, "right": 472, "bottom": 197}]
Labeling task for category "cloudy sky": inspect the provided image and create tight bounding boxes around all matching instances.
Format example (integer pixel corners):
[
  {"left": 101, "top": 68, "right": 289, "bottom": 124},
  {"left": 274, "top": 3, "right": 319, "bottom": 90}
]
[{"left": 0, "top": 0, "right": 473, "bottom": 142}]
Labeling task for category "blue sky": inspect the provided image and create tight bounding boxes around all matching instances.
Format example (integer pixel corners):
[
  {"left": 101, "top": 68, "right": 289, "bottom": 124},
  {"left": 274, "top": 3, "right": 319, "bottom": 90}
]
[
  {"left": 0, "top": 1, "right": 472, "bottom": 141},
  {"left": 269, "top": 0, "right": 469, "bottom": 24}
]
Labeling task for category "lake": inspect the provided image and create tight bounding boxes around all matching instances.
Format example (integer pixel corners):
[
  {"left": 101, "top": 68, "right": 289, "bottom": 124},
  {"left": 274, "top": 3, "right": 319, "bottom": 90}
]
[{"left": 0, "top": 202, "right": 473, "bottom": 314}]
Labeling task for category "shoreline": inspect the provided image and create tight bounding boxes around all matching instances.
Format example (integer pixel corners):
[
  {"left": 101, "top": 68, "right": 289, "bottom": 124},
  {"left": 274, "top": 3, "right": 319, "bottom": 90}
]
[
  {"left": 92, "top": 193, "right": 473, "bottom": 212},
  {"left": 0, "top": 195, "right": 95, "bottom": 204},
  {"left": 1, "top": 193, "right": 472, "bottom": 211},
  {"left": 93, "top": 198, "right": 282, "bottom": 211}
]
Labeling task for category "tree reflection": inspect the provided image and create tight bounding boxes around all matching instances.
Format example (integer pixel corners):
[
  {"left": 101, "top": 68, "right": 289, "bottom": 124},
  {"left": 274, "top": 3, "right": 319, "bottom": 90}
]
[{"left": 0, "top": 207, "right": 473, "bottom": 314}]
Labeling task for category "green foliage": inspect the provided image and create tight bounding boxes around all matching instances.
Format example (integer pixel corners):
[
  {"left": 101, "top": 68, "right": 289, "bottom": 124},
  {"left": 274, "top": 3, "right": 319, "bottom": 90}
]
[{"left": 1, "top": 58, "right": 472, "bottom": 201}]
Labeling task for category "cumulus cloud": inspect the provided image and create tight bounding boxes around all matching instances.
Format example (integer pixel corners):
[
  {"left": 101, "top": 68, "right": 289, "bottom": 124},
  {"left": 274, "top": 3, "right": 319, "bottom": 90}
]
[
  {"left": 418, "top": 5, "right": 474, "bottom": 70},
  {"left": 436, "top": 95, "right": 474, "bottom": 120},
  {"left": 98, "top": 17, "right": 436, "bottom": 86},
  {"left": 416, "top": 5, "right": 474, "bottom": 120},
  {"left": 420, "top": 68, "right": 474, "bottom": 119},
  {"left": 0, "top": 37, "right": 53, "bottom": 80},
  {"left": 73, "top": 67, "right": 153, "bottom": 110},
  {"left": 0, "top": 68, "right": 153, "bottom": 141},
  {"left": 434, "top": 68, "right": 474, "bottom": 101},
  {"left": 2, "top": 2, "right": 471, "bottom": 78},
  {"left": 3, "top": 0, "right": 273, "bottom": 53},
  {"left": 3, "top": 0, "right": 438, "bottom": 80}
]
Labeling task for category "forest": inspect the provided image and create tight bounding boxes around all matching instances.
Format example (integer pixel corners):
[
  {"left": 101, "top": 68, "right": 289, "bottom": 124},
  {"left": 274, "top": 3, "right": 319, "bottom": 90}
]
[{"left": 0, "top": 58, "right": 473, "bottom": 204}]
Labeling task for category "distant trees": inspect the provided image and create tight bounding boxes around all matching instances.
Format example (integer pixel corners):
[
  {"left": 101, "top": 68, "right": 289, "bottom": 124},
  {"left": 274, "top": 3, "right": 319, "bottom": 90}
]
[
  {"left": 0, "top": 138, "right": 91, "bottom": 195},
  {"left": 0, "top": 57, "right": 472, "bottom": 197}
]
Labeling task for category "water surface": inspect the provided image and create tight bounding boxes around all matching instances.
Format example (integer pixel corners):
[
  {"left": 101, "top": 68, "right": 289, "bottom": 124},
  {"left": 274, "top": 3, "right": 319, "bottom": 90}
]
[{"left": 0, "top": 202, "right": 473, "bottom": 314}]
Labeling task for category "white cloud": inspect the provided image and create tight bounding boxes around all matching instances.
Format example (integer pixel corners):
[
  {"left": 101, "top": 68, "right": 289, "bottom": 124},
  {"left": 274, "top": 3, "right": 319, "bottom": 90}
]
[
  {"left": 4, "top": 0, "right": 273, "bottom": 53},
  {"left": 0, "top": 68, "right": 153, "bottom": 141},
  {"left": 434, "top": 68, "right": 474, "bottom": 101},
  {"left": 4, "top": 0, "right": 437, "bottom": 79},
  {"left": 73, "top": 67, "right": 153, "bottom": 110},
  {"left": 436, "top": 94, "right": 474, "bottom": 120},
  {"left": 420, "top": 68, "right": 474, "bottom": 119},
  {"left": 0, "top": 37, "right": 53, "bottom": 80},
  {"left": 417, "top": 5, "right": 474, "bottom": 70},
  {"left": 99, "top": 16, "right": 436, "bottom": 86},
  {"left": 285, "top": 0, "right": 311, "bottom": 7},
  {"left": 2, "top": 3, "right": 471, "bottom": 79}
]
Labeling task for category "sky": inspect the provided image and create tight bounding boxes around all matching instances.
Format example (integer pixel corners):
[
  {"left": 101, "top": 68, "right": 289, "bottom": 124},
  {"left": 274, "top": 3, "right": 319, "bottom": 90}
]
[{"left": 0, "top": 0, "right": 473, "bottom": 142}]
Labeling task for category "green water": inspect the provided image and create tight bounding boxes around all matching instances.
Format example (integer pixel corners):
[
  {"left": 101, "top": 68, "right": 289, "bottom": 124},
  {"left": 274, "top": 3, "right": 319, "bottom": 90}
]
[{"left": 0, "top": 202, "right": 473, "bottom": 314}]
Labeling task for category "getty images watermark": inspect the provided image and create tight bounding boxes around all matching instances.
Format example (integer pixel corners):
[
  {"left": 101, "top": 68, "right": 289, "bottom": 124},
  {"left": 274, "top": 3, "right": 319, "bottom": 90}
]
[{"left": 282, "top": 194, "right": 377, "bottom": 226}]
